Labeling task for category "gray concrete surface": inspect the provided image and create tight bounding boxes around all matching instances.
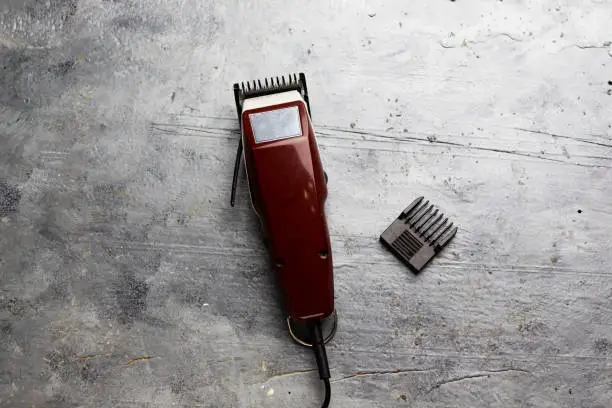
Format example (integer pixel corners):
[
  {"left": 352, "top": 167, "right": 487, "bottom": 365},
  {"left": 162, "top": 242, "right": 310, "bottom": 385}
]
[{"left": 1, "top": 1, "right": 612, "bottom": 407}]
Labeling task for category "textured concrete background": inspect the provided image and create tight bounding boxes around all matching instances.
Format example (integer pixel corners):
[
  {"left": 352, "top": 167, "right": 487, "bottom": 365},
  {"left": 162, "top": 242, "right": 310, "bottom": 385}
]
[{"left": 1, "top": 1, "right": 611, "bottom": 407}]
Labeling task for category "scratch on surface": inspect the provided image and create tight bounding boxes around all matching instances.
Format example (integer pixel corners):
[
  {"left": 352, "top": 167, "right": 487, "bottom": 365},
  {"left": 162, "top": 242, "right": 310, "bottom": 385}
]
[
  {"left": 439, "top": 33, "right": 522, "bottom": 49},
  {"left": 439, "top": 41, "right": 457, "bottom": 49},
  {"left": 331, "top": 368, "right": 433, "bottom": 384},
  {"left": 150, "top": 119, "right": 611, "bottom": 169},
  {"left": 574, "top": 41, "right": 611, "bottom": 49},
  {"left": 318, "top": 126, "right": 430, "bottom": 144},
  {"left": 126, "top": 356, "right": 154, "bottom": 366},
  {"left": 586, "top": 381, "right": 612, "bottom": 389},
  {"left": 262, "top": 369, "right": 317, "bottom": 384},
  {"left": 514, "top": 127, "right": 612, "bottom": 149},
  {"left": 177, "top": 111, "right": 235, "bottom": 121},
  {"left": 149, "top": 122, "right": 238, "bottom": 140},
  {"left": 319, "top": 126, "right": 465, "bottom": 148},
  {"left": 97, "top": 240, "right": 264, "bottom": 257},
  {"left": 78, "top": 353, "right": 112, "bottom": 360},
  {"left": 427, "top": 368, "right": 531, "bottom": 393},
  {"left": 318, "top": 125, "right": 612, "bottom": 168},
  {"left": 152, "top": 122, "right": 238, "bottom": 134},
  {"left": 464, "top": 145, "right": 570, "bottom": 165},
  {"left": 498, "top": 33, "right": 523, "bottom": 42}
]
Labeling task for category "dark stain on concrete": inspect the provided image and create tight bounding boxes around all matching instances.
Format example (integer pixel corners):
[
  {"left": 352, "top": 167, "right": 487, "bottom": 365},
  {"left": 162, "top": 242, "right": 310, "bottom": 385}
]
[
  {"left": 49, "top": 59, "right": 76, "bottom": 76},
  {"left": 45, "top": 348, "right": 74, "bottom": 381},
  {"left": 45, "top": 346, "right": 104, "bottom": 392},
  {"left": 150, "top": 206, "right": 175, "bottom": 227},
  {"left": 112, "top": 13, "right": 169, "bottom": 34},
  {"left": 37, "top": 281, "right": 70, "bottom": 303},
  {"left": 44, "top": 393, "right": 79, "bottom": 408},
  {"left": 0, "top": 47, "right": 62, "bottom": 109},
  {"left": 88, "top": 183, "right": 130, "bottom": 234},
  {"left": 20, "top": 0, "right": 78, "bottom": 22},
  {"left": 79, "top": 361, "right": 99, "bottom": 383},
  {"left": 1, "top": 297, "right": 35, "bottom": 317},
  {"left": 145, "top": 165, "right": 167, "bottom": 181},
  {"left": 114, "top": 268, "right": 150, "bottom": 324},
  {"left": 39, "top": 218, "right": 66, "bottom": 245},
  {"left": 0, "top": 181, "right": 21, "bottom": 215},
  {"left": 518, "top": 320, "right": 549, "bottom": 336},
  {"left": 93, "top": 183, "right": 128, "bottom": 207},
  {"left": 1, "top": 322, "right": 12, "bottom": 336},
  {"left": 594, "top": 338, "right": 611, "bottom": 354},
  {"left": 170, "top": 374, "right": 186, "bottom": 394}
]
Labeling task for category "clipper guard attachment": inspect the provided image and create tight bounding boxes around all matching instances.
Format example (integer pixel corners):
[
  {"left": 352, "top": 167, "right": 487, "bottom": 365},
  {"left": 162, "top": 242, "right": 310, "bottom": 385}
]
[{"left": 380, "top": 196, "right": 457, "bottom": 273}]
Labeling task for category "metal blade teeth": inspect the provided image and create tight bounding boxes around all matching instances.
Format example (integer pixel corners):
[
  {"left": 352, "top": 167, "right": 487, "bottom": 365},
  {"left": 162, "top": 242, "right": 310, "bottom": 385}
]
[
  {"left": 238, "top": 74, "right": 300, "bottom": 92},
  {"left": 236, "top": 73, "right": 305, "bottom": 101}
]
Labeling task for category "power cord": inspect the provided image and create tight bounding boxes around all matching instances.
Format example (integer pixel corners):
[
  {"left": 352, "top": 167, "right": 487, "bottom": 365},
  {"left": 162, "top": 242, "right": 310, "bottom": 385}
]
[{"left": 312, "top": 321, "right": 331, "bottom": 408}]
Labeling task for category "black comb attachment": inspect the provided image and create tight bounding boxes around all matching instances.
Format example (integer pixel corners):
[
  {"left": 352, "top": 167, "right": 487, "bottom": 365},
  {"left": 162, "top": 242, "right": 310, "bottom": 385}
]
[{"left": 380, "top": 197, "right": 457, "bottom": 273}]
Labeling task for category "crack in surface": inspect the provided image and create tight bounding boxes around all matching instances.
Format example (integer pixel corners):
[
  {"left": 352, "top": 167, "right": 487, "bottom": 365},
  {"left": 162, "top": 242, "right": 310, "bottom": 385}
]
[
  {"left": 149, "top": 119, "right": 612, "bottom": 169},
  {"left": 427, "top": 368, "right": 531, "bottom": 393},
  {"left": 498, "top": 33, "right": 523, "bottom": 42},
  {"left": 514, "top": 127, "right": 612, "bottom": 149},
  {"left": 321, "top": 126, "right": 612, "bottom": 168},
  {"left": 125, "top": 356, "right": 154, "bottom": 366},
  {"left": 78, "top": 353, "right": 112, "bottom": 360},
  {"left": 439, "top": 33, "right": 522, "bottom": 49},
  {"left": 331, "top": 368, "right": 433, "bottom": 384},
  {"left": 263, "top": 369, "right": 317, "bottom": 384},
  {"left": 575, "top": 42, "right": 611, "bottom": 49}
]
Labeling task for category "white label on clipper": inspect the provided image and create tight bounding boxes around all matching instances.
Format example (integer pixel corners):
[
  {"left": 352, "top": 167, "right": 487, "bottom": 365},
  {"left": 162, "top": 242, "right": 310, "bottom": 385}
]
[{"left": 249, "top": 106, "right": 302, "bottom": 143}]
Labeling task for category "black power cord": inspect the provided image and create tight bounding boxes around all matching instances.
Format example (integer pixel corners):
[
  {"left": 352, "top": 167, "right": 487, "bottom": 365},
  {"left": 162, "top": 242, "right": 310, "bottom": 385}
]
[{"left": 311, "top": 321, "right": 331, "bottom": 408}]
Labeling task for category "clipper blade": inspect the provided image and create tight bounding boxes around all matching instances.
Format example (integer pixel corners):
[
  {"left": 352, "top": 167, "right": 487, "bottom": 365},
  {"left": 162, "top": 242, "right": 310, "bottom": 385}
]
[{"left": 234, "top": 72, "right": 311, "bottom": 115}]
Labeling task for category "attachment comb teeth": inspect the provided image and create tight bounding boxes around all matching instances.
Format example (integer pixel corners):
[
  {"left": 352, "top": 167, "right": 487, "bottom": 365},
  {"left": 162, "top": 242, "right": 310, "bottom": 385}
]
[{"left": 380, "top": 197, "right": 457, "bottom": 273}]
